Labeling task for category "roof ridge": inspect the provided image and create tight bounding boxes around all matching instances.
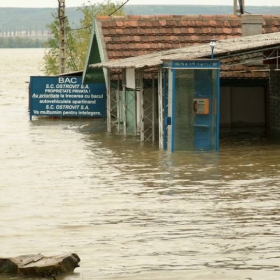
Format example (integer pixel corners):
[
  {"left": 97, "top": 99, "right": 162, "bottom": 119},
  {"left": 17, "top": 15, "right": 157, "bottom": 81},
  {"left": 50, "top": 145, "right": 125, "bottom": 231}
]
[
  {"left": 96, "top": 14, "right": 242, "bottom": 21},
  {"left": 95, "top": 14, "right": 280, "bottom": 22}
]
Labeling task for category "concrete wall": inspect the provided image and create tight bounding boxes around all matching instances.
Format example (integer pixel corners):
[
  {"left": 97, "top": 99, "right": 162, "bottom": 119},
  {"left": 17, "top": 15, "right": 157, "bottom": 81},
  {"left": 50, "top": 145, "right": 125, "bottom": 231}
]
[
  {"left": 220, "top": 87, "right": 231, "bottom": 125},
  {"left": 220, "top": 86, "right": 266, "bottom": 127},
  {"left": 241, "top": 14, "right": 263, "bottom": 37},
  {"left": 269, "top": 71, "right": 280, "bottom": 137}
]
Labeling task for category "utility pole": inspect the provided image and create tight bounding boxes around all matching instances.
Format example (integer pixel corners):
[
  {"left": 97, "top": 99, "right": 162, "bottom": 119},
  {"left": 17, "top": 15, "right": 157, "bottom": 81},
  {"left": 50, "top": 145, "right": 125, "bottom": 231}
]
[
  {"left": 234, "top": 0, "right": 245, "bottom": 15},
  {"left": 58, "top": 0, "right": 66, "bottom": 74}
]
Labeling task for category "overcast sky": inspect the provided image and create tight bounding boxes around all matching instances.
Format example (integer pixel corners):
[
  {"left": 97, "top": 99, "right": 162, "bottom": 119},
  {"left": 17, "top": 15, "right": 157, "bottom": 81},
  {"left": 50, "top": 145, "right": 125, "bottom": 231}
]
[{"left": 0, "top": 0, "right": 279, "bottom": 8}]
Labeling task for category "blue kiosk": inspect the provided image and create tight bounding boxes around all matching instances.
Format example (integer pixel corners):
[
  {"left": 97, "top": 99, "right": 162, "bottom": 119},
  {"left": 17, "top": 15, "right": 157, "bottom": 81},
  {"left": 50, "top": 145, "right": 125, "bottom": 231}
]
[{"left": 162, "top": 59, "right": 220, "bottom": 152}]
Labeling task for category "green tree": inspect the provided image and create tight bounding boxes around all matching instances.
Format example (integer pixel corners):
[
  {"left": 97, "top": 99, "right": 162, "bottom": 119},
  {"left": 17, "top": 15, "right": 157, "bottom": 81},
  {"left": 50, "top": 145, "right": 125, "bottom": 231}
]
[{"left": 43, "top": 0, "right": 125, "bottom": 75}]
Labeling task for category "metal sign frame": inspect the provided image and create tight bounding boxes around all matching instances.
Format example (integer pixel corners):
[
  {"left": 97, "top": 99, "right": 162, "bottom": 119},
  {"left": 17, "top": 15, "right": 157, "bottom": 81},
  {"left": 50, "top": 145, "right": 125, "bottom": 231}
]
[{"left": 29, "top": 76, "right": 106, "bottom": 120}]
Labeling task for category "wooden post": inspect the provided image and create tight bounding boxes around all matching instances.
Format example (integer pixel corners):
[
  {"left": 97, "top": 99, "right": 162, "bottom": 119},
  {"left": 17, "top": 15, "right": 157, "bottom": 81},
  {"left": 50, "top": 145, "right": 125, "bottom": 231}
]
[{"left": 58, "top": 0, "right": 66, "bottom": 74}]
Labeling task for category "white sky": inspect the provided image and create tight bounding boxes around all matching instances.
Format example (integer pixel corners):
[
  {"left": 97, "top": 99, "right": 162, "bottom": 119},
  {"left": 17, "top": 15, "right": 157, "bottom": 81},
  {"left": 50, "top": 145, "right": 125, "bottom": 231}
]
[{"left": 0, "top": 0, "right": 279, "bottom": 8}]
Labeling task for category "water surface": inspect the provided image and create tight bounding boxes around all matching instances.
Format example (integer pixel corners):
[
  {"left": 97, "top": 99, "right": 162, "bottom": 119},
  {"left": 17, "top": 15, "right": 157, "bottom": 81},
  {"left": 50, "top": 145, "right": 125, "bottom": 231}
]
[{"left": 1, "top": 49, "right": 280, "bottom": 280}]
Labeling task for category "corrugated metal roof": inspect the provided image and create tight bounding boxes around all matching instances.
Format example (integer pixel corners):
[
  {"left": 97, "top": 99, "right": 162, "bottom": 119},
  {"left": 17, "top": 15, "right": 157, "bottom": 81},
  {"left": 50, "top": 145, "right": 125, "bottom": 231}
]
[{"left": 89, "top": 32, "right": 280, "bottom": 69}]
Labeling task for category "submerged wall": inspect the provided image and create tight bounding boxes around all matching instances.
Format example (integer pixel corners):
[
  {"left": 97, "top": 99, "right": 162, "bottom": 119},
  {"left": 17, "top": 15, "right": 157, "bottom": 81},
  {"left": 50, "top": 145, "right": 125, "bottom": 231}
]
[
  {"left": 269, "top": 71, "right": 280, "bottom": 138},
  {"left": 220, "top": 86, "right": 266, "bottom": 128}
]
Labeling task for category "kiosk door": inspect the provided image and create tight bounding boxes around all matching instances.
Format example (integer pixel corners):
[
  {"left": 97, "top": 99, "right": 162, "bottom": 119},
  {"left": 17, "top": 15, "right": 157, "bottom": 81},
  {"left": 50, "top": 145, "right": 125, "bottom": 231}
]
[
  {"left": 193, "top": 70, "right": 213, "bottom": 150},
  {"left": 172, "top": 68, "right": 218, "bottom": 151}
]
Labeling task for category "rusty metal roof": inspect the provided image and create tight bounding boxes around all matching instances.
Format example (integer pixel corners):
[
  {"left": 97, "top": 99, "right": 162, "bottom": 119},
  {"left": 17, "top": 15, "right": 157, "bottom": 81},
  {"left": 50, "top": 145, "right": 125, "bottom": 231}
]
[{"left": 89, "top": 32, "right": 280, "bottom": 69}]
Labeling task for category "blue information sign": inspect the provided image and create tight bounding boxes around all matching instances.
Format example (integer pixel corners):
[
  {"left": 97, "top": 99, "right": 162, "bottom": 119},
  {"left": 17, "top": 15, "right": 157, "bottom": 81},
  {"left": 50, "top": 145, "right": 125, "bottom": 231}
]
[{"left": 29, "top": 76, "right": 106, "bottom": 120}]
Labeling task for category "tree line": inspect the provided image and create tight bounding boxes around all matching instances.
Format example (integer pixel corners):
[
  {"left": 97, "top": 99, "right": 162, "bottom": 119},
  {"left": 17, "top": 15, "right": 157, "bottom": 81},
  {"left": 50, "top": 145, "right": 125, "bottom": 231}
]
[{"left": 43, "top": 0, "right": 125, "bottom": 75}]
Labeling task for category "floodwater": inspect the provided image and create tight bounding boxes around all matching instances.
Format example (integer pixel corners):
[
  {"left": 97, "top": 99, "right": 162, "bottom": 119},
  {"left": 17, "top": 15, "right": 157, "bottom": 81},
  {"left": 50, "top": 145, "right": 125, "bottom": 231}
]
[{"left": 1, "top": 48, "right": 280, "bottom": 280}]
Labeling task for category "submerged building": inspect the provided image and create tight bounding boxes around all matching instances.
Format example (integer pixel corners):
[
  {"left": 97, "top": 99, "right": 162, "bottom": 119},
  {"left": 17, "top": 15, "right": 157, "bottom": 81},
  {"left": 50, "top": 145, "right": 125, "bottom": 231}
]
[{"left": 83, "top": 14, "right": 280, "bottom": 151}]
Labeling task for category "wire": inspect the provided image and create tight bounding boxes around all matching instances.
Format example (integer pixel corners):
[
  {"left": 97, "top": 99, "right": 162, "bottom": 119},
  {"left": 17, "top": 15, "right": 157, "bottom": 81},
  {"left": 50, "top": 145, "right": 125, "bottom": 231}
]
[
  {"left": 108, "top": 0, "right": 129, "bottom": 16},
  {"left": 67, "top": 0, "right": 130, "bottom": 31},
  {"left": 69, "top": 25, "right": 91, "bottom": 31}
]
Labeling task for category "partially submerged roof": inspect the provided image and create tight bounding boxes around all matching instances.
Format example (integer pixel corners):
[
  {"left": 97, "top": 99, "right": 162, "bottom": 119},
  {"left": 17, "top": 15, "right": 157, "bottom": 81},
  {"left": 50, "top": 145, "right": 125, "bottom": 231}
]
[
  {"left": 94, "top": 14, "right": 280, "bottom": 61},
  {"left": 89, "top": 31, "right": 280, "bottom": 69},
  {"left": 83, "top": 14, "right": 280, "bottom": 81}
]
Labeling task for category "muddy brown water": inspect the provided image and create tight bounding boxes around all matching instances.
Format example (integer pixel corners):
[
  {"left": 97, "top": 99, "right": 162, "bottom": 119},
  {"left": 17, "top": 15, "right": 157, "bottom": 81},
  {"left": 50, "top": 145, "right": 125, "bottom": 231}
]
[{"left": 1, "top": 48, "right": 280, "bottom": 280}]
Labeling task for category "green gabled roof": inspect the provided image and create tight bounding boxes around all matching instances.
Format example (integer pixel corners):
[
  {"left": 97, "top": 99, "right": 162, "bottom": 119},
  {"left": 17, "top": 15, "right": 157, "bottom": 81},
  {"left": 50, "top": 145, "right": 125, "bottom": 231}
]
[{"left": 82, "top": 19, "right": 105, "bottom": 84}]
